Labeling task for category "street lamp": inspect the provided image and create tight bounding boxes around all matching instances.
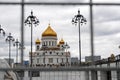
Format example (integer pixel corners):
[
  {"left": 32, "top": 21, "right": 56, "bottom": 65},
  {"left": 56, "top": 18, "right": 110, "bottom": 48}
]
[
  {"left": 6, "top": 33, "right": 15, "bottom": 66},
  {"left": 72, "top": 10, "right": 87, "bottom": 65},
  {"left": 25, "top": 11, "right": 39, "bottom": 67},
  {"left": 62, "top": 42, "right": 70, "bottom": 67},
  {"left": 42, "top": 44, "right": 48, "bottom": 66},
  {"left": 13, "top": 39, "right": 21, "bottom": 63},
  {"left": 119, "top": 45, "right": 120, "bottom": 49},
  {"left": 0, "top": 25, "right": 5, "bottom": 36}
]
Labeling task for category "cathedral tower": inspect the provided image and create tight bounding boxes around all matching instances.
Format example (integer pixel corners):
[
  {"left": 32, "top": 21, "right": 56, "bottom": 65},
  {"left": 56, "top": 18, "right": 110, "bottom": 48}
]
[{"left": 32, "top": 23, "right": 71, "bottom": 67}]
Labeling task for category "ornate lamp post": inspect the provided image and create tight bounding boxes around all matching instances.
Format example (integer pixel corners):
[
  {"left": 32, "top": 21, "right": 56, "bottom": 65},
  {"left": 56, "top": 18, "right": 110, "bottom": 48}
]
[
  {"left": 62, "top": 42, "right": 70, "bottom": 67},
  {"left": 118, "top": 45, "right": 120, "bottom": 52},
  {"left": 0, "top": 25, "right": 5, "bottom": 36},
  {"left": 25, "top": 11, "right": 39, "bottom": 67},
  {"left": 72, "top": 10, "right": 87, "bottom": 65},
  {"left": 42, "top": 44, "right": 48, "bottom": 66},
  {"left": 6, "top": 33, "right": 15, "bottom": 66},
  {"left": 13, "top": 39, "right": 21, "bottom": 63}
]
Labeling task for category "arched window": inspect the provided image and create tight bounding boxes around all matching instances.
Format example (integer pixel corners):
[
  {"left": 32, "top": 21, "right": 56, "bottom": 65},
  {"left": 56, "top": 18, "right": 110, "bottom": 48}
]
[
  {"left": 49, "top": 41, "right": 51, "bottom": 46},
  {"left": 52, "top": 41, "right": 54, "bottom": 46},
  {"left": 62, "top": 58, "right": 63, "bottom": 63},
  {"left": 50, "top": 52, "right": 52, "bottom": 54},
  {"left": 49, "top": 58, "right": 53, "bottom": 63},
  {"left": 57, "top": 58, "right": 58, "bottom": 63},
  {"left": 67, "top": 58, "right": 68, "bottom": 62},
  {"left": 37, "top": 58, "right": 39, "bottom": 63}
]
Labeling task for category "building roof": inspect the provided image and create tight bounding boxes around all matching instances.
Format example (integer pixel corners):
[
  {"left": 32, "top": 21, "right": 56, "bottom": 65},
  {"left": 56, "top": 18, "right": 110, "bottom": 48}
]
[
  {"left": 59, "top": 38, "right": 65, "bottom": 44},
  {"left": 35, "top": 38, "right": 40, "bottom": 44},
  {"left": 42, "top": 24, "right": 57, "bottom": 37}
]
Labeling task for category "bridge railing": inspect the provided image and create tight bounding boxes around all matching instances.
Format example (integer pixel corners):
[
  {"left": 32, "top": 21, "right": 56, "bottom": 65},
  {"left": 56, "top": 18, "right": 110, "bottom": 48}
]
[{"left": 0, "top": 66, "right": 120, "bottom": 80}]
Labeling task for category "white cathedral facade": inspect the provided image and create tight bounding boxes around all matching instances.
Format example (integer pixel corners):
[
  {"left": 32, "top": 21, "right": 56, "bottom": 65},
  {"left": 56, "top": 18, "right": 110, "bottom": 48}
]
[{"left": 30, "top": 24, "right": 71, "bottom": 67}]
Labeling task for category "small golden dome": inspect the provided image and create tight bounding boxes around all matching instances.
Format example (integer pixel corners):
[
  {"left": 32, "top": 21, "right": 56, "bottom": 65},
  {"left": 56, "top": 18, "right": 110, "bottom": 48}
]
[
  {"left": 35, "top": 38, "right": 40, "bottom": 44},
  {"left": 57, "top": 43, "right": 60, "bottom": 47},
  {"left": 110, "top": 54, "right": 115, "bottom": 62},
  {"left": 42, "top": 24, "right": 57, "bottom": 37},
  {"left": 59, "top": 38, "right": 65, "bottom": 44},
  {"left": 111, "top": 54, "right": 115, "bottom": 58}
]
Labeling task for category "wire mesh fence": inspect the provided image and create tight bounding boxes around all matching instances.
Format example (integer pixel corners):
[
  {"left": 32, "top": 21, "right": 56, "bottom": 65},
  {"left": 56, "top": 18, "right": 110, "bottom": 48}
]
[{"left": 0, "top": 0, "right": 120, "bottom": 80}]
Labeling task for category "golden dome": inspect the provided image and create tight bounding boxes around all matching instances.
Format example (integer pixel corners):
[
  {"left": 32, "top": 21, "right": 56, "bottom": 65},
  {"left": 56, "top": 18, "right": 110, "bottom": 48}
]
[
  {"left": 111, "top": 54, "right": 115, "bottom": 57},
  {"left": 110, "top": 54, "right": 115, "bottom": 62},
  {"left": 59, "top": 38, "right": 65, "bottom": 44},
  {"left": 35, "top": 38, "right": 40, "bottom": 44},
  {"left": 42, "top": 24, "right": 57, "bottom": 37},
  {"left": 110, "top": 54, "right": 115, "bottom": 59},
  {"left": 57, "top": 43, "right": 60, "bottom": 47}
]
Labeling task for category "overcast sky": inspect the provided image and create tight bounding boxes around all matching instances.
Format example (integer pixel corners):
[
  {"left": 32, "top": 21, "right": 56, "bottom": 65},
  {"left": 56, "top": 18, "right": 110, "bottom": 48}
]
[{"left": 0, "top": 0, "right": 120, "bottom": 62}]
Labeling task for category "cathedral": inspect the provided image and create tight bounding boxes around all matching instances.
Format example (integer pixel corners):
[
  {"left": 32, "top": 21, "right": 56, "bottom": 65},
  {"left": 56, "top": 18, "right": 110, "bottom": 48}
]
[{"left": 30, "top": 24, "right": 71, "bottom": 67}]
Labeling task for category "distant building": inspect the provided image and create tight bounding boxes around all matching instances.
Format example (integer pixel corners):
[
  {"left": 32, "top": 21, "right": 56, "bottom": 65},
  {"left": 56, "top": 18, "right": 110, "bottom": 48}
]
[
  {"left": 71, "top": 57, "right": 78, "bottom": 66},
  {"left": 85, "top": 56, "right": 101, "bottom": 62},
  {"left": 30, "top": 24, "right": 71, "bottom": 67}
]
